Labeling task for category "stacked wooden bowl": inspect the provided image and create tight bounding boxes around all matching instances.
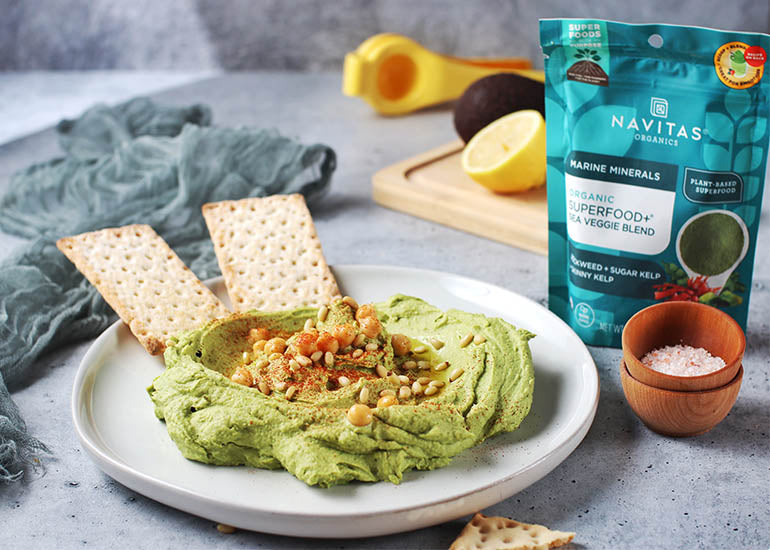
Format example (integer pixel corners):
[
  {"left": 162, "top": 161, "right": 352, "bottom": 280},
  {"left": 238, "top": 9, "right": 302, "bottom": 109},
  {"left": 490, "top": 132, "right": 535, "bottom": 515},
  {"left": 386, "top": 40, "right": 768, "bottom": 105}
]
[{"left": 620, "top": 301, "right": 745, "bottom": 437}]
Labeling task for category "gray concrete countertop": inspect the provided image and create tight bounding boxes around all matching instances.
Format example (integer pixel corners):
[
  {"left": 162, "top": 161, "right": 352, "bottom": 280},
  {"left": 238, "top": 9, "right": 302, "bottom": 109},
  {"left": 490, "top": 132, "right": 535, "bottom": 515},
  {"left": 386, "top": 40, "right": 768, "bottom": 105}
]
[{"left": 1, "top": 72, "right": 768, "bottom": 550}]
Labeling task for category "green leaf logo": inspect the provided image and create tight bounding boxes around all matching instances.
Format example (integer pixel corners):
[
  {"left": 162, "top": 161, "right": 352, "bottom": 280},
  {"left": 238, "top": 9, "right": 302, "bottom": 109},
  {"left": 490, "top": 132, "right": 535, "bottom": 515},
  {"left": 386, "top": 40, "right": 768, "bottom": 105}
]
[
  {"left": 704, "top": 112, "right": 733, "bottom": 142},
  {"left": 724, "top": 89, "right": 751, "bottom": 120},
  {"left": 734, "top": 145, "right": 764, "bottom": 172},
  {"left": 702, "top": 142, "right": 731, "bottom": 171},
  {"left": 736, "top": 116, "right": 766, "bottom": 144},
  {"left": 574, "top": 49, "right": 601, "bottom": 61}
]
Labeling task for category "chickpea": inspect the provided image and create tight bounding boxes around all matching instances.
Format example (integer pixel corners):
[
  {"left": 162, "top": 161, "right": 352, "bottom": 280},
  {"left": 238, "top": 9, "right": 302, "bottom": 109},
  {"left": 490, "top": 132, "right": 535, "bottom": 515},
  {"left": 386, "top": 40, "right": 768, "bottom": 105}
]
[
  {"left": 359, "top": 316, "right": 382, "bottom": 339},
  {"left": 355, "top": 304, "right": 377, "bottom": 322},
  {"left": 293, "top": 330, "right": 319, "bottom": 356},
  {"left": 332, "top": 324, "right": 357, "bottom": 348},
  {"left": 316, "top": 332, "right": 340, "bottom": 354},
  {"left": 264, "top": 337, "right": 287, "bottom": 355},
  {"left": 230, "top": 366, "right": 253, "bottom": 387},
  {"left": 377, "top": 394, "right": 398, "bottom": 408},
  {"left": 248, "top": 327, "right": 270, "bottom": 343},
  {"left": 346, "top": 403, "right": 373, "bottom": 426},
  {"left": 391, "top": 334, "right": 411, "bottom": 356}
]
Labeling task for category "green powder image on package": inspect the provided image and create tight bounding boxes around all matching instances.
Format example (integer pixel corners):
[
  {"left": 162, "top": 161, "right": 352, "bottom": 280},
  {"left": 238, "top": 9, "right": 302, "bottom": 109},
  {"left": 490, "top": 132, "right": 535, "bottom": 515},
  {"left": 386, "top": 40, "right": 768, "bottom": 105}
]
[{"left": 679, "top": 213, "right": 745, "bottom": 276}]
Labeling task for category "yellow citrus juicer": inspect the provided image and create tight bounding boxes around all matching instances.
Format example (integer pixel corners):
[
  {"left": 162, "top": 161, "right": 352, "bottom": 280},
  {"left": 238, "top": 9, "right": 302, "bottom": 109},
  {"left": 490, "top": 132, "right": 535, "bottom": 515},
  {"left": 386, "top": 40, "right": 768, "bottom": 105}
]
[{"left": 343, "top": 33, "right": 544, "bottom": 116}]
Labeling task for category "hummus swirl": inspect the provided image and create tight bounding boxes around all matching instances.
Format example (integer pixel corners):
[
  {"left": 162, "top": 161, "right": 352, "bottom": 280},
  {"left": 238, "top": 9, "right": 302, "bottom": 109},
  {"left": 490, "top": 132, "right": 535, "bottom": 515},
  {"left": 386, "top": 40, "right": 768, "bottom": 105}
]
[{"left": 148, "top": 294, "right": 534, "bottom": 487}]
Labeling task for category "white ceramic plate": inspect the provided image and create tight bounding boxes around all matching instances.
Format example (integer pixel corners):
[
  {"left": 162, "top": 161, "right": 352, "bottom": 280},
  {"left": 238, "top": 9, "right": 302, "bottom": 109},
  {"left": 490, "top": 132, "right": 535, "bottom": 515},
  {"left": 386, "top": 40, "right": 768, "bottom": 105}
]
[{"left": 72, "top": 265, "right": 599, "bottom": 538}]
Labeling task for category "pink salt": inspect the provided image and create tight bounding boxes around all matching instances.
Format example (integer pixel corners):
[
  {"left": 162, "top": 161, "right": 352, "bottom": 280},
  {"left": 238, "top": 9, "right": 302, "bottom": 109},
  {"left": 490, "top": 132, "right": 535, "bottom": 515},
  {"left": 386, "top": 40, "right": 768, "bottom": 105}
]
[{"left": 640, "top": 344, "right": 725, "bottom": 377}]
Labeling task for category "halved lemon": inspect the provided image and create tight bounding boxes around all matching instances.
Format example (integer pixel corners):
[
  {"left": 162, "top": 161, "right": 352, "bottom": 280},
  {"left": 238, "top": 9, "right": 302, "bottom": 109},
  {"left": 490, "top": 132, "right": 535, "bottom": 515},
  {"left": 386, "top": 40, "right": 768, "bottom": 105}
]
[{"left": 461, "top": 109, "right": 546, "bottom": 193}]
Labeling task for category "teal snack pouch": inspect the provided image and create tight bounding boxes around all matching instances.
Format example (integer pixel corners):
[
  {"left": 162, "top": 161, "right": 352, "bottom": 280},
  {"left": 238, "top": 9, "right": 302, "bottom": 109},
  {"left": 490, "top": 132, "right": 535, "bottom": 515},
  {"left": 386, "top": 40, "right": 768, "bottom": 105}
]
[{"left": 540, "top": 20, "right": 770, "bottom": 346}]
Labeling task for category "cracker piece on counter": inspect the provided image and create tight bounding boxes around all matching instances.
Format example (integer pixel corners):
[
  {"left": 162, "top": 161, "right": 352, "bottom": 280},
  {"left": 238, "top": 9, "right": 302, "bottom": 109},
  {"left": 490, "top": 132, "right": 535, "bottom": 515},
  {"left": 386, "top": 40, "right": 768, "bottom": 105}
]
[
  {"left": 202, "top": 194, "right": 340, "bottom": 312},
  {"left": 57, "top": 224, "right": 230, "bottom": 355},
  {"left": 450, "top": 513, "right": 575, "bottom": 550}
]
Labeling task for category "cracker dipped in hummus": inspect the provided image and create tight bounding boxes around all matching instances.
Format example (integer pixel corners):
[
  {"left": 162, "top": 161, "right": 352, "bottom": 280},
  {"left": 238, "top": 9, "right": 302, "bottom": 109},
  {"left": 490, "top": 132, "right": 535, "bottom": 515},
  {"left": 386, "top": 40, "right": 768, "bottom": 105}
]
[{"left": 148, "top": 294, "right": 535, "bottom": 487}]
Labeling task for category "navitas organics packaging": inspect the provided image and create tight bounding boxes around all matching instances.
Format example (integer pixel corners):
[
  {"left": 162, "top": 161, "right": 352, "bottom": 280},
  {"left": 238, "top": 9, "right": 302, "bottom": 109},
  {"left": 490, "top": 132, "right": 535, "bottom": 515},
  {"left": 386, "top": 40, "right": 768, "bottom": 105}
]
[{"left": 540, "top": 20, "right": 770, "bottom": 346}]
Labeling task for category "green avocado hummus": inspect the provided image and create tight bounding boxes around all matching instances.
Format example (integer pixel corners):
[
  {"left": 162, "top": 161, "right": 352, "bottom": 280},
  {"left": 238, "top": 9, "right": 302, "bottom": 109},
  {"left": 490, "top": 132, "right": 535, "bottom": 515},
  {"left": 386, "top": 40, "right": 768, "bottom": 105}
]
[{"left": 147, "top": 294, "right": 534, "bottom": 487}]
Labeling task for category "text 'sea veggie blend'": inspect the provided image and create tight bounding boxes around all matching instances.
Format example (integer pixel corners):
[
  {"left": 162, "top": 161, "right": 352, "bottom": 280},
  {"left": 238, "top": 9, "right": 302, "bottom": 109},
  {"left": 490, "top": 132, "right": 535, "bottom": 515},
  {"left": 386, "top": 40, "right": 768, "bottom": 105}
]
[{"left": 540, "top": 19, "right": 770, "bottom": 346}]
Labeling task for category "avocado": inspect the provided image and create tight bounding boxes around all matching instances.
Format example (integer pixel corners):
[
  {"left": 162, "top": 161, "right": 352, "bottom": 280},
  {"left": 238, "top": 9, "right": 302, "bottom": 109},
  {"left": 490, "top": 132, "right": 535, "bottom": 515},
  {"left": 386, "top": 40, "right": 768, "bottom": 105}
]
[{"left": 454, "top": 73, "right": 545, "bottom": 143}]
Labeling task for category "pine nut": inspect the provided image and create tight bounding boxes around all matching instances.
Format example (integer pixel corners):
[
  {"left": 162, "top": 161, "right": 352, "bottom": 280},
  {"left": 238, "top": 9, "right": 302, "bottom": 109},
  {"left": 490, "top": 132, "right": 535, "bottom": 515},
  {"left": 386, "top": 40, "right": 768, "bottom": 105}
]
[
  {"left": 398, "top": 375, "right": 410, "bottom": 384},
  {"left": 459, "top": 332, "right": 473, "bottom": 348},
  {"left": 311, "top": 351, "right": 323, "bottom": 363},
  {"left": 379, "top": 389, "right": 396, "bottom": 397},
  {"left": 424, "top": 385, "right": 439, "bottom": 396},
  {"left": 295, "top": 354, "right": 312, "bottom": 368},
  {"left": 242, "top": 351, "right": 250, "bottom": 362},
  {"left": 353, "top": 333, "right": 367, "bottom": 348},
  {"left": 285, "top": 386, "right": 297, "bottom": 400},
  {"left": 252, "top": 340, "right": 266, "bottom": 352},
  {"left": 403, "top": 360, "right": 417, "bottom": 370},
  {"left": 411, "top": 381, "right": 424, "bottom": 395},
  {"left": 258, "top": 380, "right": 270, "bottom": 395},
  {"left": 317, "top": 305, "right": 329, "bottom": 322},
  {"left": 434, "top": 361, "right": 449, "bottom": 372},
  {"left": 417, "top": 376, "right": 431, "bottom": 385},
  {"left": 359, "top": 386, "right": 370, "bottom": 403},
  {"left": 255, "top": 358, "right": 269, "bottom": 369},
  {"left": 417, "top": 360, "right": 430, "bottom": 370},
  {"left": 376, "top": 364, "right": 388, "bottom": 378},
  {"left": 304, "top": 318, "right": 315, "bottom": 331},
  {"left": 430, "top": 338, "right": 444, "bottom": 350},
  {"left": 429, "top": 380, "right": 445, "bottom": 388},
  {"left": 275, "top": 381, "right": 288, "bottom": 391},
  {"left": 413, "top": 345, "right": 427, "bottom": 354},
  {"left": 265, "top": 337, "right": 287, "bottom": 355},
  {"left": 342, "top": 296, "right": 359, "bottom": 310},
  {"left": 324, "top": 351, "right": 334, "bottom": 367},
  {"left": 450, "top": 368, "right": 464, "bottom": 382},
  {"left": 365, "top": 342, "right": 379, "bottom": 352},
  {"left": 352, "top": 348, "right": 364, "bottom": 358},
  {"left": 338, "top": 376, "right": 351, "bottom": 387},
  {"left": 474, "top": 334, "right": 486, "bottom": 344},
  {"left": 230, "top": 367, "right": 252, "bottom": 387},
  {"left": 398, "top": 386, "right": 411, "bottom": 400}
]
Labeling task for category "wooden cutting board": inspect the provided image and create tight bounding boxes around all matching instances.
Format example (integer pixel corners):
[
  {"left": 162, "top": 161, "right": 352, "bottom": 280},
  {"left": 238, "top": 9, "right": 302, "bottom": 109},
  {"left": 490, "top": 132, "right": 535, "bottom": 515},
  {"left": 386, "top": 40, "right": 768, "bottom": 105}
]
[{"left": 372, "top": 140, "right": 547, "bottom": 255}]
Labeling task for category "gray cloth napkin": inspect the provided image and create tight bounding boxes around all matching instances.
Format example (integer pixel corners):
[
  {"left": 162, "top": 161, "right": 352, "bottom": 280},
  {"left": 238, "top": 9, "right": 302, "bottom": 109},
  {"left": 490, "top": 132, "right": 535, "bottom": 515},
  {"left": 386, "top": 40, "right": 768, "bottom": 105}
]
[{"left": 0, "top": 97, "right": 336, "bottom": 481}]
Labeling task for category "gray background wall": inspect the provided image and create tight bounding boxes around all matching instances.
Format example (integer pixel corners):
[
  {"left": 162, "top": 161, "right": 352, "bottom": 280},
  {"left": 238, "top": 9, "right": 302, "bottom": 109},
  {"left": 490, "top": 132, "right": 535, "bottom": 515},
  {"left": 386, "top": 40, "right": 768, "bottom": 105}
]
[{"left": 2, "top": 0, "right": 769, "bottom": 71}]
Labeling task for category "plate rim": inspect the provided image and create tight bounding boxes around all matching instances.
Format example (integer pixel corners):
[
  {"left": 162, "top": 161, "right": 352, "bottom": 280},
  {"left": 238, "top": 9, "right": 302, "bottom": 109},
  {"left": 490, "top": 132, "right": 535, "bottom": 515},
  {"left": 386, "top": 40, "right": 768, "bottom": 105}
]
[{"left": 71, "top": 264, "right": 599, "bottom": 533}]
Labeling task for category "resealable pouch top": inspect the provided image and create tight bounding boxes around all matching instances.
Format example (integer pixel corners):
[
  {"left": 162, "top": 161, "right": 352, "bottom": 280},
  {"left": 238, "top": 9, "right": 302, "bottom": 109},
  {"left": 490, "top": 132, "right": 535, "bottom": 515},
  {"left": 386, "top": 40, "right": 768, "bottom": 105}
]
[{"left": 540, "top": 20, "right": 770, "bottom": 346}]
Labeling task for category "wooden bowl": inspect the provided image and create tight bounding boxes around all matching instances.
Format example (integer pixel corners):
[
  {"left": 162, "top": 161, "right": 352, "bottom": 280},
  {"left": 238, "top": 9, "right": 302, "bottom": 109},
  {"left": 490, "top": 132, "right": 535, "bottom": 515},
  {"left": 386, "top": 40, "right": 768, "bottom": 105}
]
[
  {"left": 620, "top": 361, "right": 742, "bottom": 437},
  {"left": 622, "top": 301, "right": 744, "bottom": 391}
]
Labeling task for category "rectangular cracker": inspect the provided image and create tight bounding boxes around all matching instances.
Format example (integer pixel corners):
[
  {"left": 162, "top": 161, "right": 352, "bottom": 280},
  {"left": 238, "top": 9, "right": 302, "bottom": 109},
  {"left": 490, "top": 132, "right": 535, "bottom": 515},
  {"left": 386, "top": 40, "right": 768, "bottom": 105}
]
[
  {"left": 202, "top": 194, "right": 340, "bottom": 312},
  {"left": 57, "top": 224, "right": 230, "bottom": 355},
  {"left": 450, "top": 513, "right": 576, "bottom": 550}
]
